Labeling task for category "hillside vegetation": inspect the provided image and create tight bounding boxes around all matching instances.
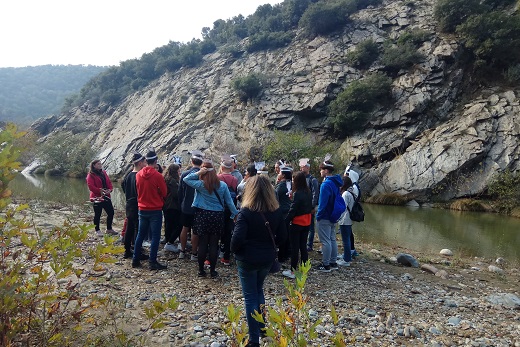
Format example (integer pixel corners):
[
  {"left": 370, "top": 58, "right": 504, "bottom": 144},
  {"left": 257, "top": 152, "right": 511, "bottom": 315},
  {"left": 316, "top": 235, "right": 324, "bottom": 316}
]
[{"left": 0, "top": 65, "right": 107, "bottom": 126}]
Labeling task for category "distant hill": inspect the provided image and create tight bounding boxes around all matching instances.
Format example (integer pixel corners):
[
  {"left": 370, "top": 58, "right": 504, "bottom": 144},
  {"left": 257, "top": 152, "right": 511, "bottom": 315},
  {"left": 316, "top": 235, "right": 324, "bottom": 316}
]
[{"left": 0, "top": 65, "right": 108, "bottom": 126}]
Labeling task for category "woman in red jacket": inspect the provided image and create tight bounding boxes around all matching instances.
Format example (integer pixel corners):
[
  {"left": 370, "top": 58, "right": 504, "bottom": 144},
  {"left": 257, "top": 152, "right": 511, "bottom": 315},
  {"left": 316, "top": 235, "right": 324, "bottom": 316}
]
[{"left": 86, "top": 159, "right": 117, "bottom": 237}]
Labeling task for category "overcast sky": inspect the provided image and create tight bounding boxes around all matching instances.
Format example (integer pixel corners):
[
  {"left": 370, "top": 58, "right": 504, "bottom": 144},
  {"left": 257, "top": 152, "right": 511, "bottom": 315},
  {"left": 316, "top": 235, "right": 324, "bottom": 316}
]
[{"left": 0, "top": 0, "right": 283, "bottom": 68}]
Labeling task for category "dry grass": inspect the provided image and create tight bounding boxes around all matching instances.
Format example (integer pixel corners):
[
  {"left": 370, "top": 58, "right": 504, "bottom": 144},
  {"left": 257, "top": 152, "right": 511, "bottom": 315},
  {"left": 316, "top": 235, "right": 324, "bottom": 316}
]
[
  {"left": 365, "top": 192, "right": 408, "bottom": 205},
  {"left": 510, "top": 207, "right": 520, "bottom": 218},
  {"left": 449, "top": 198, "right": 492, "bottom": 212}
]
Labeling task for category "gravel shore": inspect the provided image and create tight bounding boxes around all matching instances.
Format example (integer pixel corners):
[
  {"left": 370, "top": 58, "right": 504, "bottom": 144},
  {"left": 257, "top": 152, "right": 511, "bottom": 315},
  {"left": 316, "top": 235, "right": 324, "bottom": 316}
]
[{"left": 25, "top": 204, "right": 520, "bottom": 347}]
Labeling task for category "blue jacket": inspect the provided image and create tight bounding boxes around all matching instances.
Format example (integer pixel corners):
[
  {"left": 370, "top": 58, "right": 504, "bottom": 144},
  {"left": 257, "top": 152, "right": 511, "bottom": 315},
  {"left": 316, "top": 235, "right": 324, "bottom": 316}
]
[
  {"left": 183, "top": 172, "right": 239, "bottom": 218},
  {"left": 316, "top": 174, "right": 343, "bottom": 222}
]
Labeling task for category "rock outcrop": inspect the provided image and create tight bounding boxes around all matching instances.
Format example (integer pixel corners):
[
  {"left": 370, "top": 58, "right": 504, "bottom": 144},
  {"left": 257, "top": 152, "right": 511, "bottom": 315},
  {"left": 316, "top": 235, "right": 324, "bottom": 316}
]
[{"left": 31, "top": 0, "right": 519, "bottom": 202}]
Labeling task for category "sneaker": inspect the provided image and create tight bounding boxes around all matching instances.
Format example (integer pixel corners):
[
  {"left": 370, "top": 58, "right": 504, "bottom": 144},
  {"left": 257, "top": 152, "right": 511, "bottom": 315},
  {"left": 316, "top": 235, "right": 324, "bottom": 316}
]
[
  {"left": 218, "top": 250, "right": 225, "bottom": 259},
  {"left": 204, "top": 260, "right": 211, "bottom": 268},
  {"left": 351, "top": 249, "right": 359, "bottom": 258},
  {"left": 131, "top": 260, "right": 141, "bottom": 268},
  {"left": 329, "top": 263, "right": 339, "bottom": 270},
  {"left": 191, "top": 253, "right": 198, "bottom": 261},
  {"left": 124, "top": 250, "right": 133, "bottom": 259},
  {"left": 164, "top": 243, "right": 180, "bottom": 253},
  {"left": 178, "top": 250, "right": 186, "bottom": 259},
  {"left": 316, "top": 263, "right": 331, "bottom": 273},
  {"left": 282, "top": 269, "right": 295, "bottom": 279},
  {"left": 149, "top": 261, "right": 167, "bottom": 270},
  {"left": 210, "top": 270, "right": 219, "bottom": 278},
  {"left": 95, "top": 230, "right": 104, "bottom": 237},
  {"left": 198, "top": 270, "right": 206, "bottom": 277},
  {"left": 337, "top": 259, "right": 351, "bottom": 267},
  {"left": 160, "top": 237, "right": 167, "bottom": 244},
  {"left": 142, "top": 241, "right": 151, "bottom": 248},
  {"left": 220, "top": 258, "right": 230, "bottom": 266},
  {"left": 105, "top": 229, "right": 118, "bottom": 235}
]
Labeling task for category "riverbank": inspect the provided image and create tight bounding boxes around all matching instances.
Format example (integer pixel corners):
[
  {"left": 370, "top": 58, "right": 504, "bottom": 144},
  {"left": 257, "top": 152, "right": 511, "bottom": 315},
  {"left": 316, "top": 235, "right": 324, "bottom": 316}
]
[{"left": 20, "top": 201, "right": 520, "bottom": 347}]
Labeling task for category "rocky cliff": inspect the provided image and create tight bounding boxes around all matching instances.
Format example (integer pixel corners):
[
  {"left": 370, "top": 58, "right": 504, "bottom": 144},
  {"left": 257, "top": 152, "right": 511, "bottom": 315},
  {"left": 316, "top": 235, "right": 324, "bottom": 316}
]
[{"left": 32, "top": 0, "right": 519, "bottom": 202}]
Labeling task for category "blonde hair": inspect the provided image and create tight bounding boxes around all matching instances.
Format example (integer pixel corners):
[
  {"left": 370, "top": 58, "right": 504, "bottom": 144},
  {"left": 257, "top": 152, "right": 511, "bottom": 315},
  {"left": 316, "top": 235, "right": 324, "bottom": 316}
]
[{"left": 240, "top": 175, "right": 279, "bottom": 212}]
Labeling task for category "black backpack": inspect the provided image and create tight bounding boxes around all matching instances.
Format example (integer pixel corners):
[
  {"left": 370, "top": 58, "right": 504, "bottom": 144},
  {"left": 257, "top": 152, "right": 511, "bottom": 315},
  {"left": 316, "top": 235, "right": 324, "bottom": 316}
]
[{"left": 347, "top": 187, "right": 365, "bottom": 222}]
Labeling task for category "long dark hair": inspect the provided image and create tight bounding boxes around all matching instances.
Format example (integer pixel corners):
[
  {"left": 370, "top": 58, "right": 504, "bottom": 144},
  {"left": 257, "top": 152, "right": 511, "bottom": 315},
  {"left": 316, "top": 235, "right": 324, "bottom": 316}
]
[
  {"left": 292, "top": 171, "right": 309, "bottom": 193},
  {"left": 341, "top": 176, "right": 353, "bottom": 194},
  {"left": 89, "top": 159, "right": 102, "bottom": 175},
  {"left": 201, "top": 162, "right": 220, "bottom": 194},
  {"left": 164, "top": 163, "right": 180, "bottom": 183}
]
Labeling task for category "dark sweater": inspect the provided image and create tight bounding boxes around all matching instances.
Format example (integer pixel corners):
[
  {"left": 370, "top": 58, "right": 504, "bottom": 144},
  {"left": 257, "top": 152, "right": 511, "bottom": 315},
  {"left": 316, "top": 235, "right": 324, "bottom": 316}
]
[
  {"left": 231, "top": 208, "right": 287, "bottom": 265},
  {"left": 285, "top": 190, "right": 313, "bottom": 223},
  {"left": 163, "top": 177, "right": 180, "bottom": 211},
  {"left": 275, "top": 181, "right": 291, "bottom": 214}
]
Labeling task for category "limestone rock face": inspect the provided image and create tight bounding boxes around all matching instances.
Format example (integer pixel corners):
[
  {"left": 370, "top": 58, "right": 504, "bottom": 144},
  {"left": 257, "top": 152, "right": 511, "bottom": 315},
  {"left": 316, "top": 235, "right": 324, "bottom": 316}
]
[{"left": 31, "top": 0, "right": 519, "bottom": 201}]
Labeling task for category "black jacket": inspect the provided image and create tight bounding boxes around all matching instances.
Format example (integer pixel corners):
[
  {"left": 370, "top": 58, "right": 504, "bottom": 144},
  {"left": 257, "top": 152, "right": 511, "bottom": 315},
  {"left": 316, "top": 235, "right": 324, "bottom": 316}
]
[
  {"left": 275, "top": 181, "right": 291, "bottom": 215},
  {"left": 231, "top": 208, "right": 287, "bottom": 265},
  {"left": 285, "top": 190, "right": 313, "bottom": 223},
  {"left": 163, "top": 177, "right": 180, "bottom": 211}
]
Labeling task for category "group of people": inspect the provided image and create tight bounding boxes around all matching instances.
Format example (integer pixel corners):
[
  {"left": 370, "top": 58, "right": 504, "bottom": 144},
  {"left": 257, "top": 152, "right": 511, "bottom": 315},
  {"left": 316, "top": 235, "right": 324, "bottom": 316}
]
[{"left": 86, "top": 151, "right": 362, "bottom": 347}]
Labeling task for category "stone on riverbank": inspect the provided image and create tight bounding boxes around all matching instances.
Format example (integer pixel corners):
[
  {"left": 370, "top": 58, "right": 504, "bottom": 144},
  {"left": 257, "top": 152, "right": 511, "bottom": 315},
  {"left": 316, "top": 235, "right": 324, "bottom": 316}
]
[
  {"left": 396, "top": 253, "right": 419, "bottom": 267},
  {"left": 440, "top": 249, "right": 453, "bottom": 256}
]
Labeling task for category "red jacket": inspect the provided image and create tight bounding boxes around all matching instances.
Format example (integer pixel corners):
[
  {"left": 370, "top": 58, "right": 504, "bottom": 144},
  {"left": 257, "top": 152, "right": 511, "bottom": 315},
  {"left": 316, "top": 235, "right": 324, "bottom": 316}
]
[
  {"left": 136, "top": 166, "right": 167, "bottom": 210},
  {"left": 86, "top": 170, "right": 113, "bottom": 202}
]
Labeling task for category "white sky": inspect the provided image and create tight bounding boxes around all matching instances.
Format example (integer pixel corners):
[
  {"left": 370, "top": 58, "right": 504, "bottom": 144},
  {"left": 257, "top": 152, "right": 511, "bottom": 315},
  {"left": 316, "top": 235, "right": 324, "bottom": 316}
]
[{"left": 0, "top": 0, "right": 283, "bottom": 68}]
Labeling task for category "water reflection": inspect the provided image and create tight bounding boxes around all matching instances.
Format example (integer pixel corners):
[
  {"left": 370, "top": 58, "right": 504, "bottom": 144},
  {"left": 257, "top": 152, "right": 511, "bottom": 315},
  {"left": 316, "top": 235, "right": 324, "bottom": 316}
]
[
  {"left": 9, "top": 173, "right": 520, "bottom": 262},
  {"left": 11, "top": 173, "right": 126, "bottom": 210},
  {"left": 356, "top": 204, "right": 520, "bottom": 262}
]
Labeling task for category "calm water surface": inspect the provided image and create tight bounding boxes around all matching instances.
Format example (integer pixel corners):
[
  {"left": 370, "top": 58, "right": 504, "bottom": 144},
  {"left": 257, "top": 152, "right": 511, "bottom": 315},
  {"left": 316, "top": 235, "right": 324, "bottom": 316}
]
[{"left": 10, "top": 174, "right": 520, "bottom": 263}]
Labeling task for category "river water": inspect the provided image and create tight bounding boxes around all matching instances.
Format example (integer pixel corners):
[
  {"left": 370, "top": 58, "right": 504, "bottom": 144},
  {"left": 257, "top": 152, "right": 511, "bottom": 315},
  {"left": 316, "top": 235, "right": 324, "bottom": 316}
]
[{"left": 9, "top": 173, "right": 520, "bottom": 263}]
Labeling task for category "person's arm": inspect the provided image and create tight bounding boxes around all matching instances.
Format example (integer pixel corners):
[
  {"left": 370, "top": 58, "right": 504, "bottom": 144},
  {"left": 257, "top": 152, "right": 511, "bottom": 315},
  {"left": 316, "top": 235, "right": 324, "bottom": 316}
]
[
  {"left": 286, "top": 191, "right": 301, "bottom": 222},
  {"left": 222, "top": 184, "right": 239, "bottom": 218},
  {"left": 311, "top": 178, "right": 319, "bottom": 207},
  {"left": 316, "top": 183, "right": 331, "bottom": 221},
  {"left": 86, "top": 174, "right": 101, "bottom": 196},
  {"left": 158, "top": 174, "right": 167, "bottom": 200},
  {"left": 182, "top": 172, "right": 204, "bottom": 189},
  {"left": 231, "top": 210, "right": 247, "bottom": 252}
]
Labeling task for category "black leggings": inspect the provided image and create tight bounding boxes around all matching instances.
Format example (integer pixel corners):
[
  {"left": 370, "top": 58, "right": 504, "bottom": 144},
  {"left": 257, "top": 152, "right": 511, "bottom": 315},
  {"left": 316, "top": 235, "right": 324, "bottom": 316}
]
[
  {"left": 289, "top": 224, "right": 309, "bottom": 271},
  {"left": 198, "top": 233, "right": 220, "bottom": 272},
  {"left": 125, "top": 204, "right": 138, "bottom": 252},
  {"left": 93, "top": 199, "right": 114, "bottom": 231},
  {"left": 164, "top": 208, "right": 182, "bottom": 244}
]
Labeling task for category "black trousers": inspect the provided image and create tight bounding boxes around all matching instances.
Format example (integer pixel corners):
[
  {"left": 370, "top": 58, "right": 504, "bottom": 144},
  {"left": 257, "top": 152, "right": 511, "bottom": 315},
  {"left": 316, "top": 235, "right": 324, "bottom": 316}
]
[
  {"left": 289, "top": 224, "right": 309, "bottom": 271},
  {"left": 93, "top": 199, "right": 114, "bottom": 231},
  {"left": 124, "top": 204, "right": 138, "bottom": 252}
]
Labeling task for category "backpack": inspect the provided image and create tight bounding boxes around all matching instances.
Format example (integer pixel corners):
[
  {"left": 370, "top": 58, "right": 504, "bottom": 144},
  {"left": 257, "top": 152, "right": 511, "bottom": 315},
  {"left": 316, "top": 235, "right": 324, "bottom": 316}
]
[
  {"left": 330, "top": 188, "right": 347, "bottom": 223},
  {"left": 220, "top": 174, "right": 237, "bottom": 207},
  {"left": 347, "top": 190, "right": 365, "bottom": 222}
]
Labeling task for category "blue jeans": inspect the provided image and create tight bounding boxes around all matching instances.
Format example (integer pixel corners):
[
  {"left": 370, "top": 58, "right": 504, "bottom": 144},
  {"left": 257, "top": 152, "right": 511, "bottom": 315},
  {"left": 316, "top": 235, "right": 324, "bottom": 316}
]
[
  {"left": 133, "top": 210, "right": 163, "bottom": 263},
  {"left": 317, "top": 219, "right": 337, "bottom": 266},
  {"left": 236, "top": 260, "right": 271, "bottom": 344},
  {"left": 306, "top": 213, "right": 315, "bottom": 249},
  {"left": 339, "top": 224, "right": 352, "bottom": 262}
]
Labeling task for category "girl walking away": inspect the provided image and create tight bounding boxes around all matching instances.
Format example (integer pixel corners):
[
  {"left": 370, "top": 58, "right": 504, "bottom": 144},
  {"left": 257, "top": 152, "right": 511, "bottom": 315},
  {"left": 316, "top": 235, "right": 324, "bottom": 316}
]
[
  {"left": 337, "top": 175, "right": 355, "bottom": 267},
  {"left": 283, "top": 171, "right": 313, "bottom": 279},
  {"left": 183, "top": 159, "right": 238, "bottom": 278},
  {"left": 231, "top": 175, "right": 287, "bottom": 347},
  {"left": 163, "top": 163, "right": 182, "bottom": 253},
  {"left": 86, "top": 159, "right": 117, "bottom": 237}
]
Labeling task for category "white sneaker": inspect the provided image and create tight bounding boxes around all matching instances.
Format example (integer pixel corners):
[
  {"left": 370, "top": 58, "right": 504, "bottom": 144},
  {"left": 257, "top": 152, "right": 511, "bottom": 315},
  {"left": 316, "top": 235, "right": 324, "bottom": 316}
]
[
  {"left": 190, "top": 254, "right": 198, "bottom": 261},
  {"left": 164, "top": 243, "right": 179, "bottom": 253},
  {"left": 282, "top": 269, "right": 295, "bottom": 279},
  {"left": 95, "top": 230, "right": 104, "bottom": 237},
  {"left": 178, "top": 251, "right": 186, "bottom": 259},
  {"left": 105, "top": 229, "right": 118, "bottom": 235},
  {"left": 337, "top": 259, "right": 351, "bottom": 267},
  {"left": 142, "top": 241, "right": 151, "bottom": 247}
]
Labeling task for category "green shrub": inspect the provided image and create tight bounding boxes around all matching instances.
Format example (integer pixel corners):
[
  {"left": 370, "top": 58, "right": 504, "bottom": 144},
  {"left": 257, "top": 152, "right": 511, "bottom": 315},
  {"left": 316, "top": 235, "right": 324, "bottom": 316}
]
[
  {"left": 456, "top": 12, "right": 520, "bottom": 70},
  {"left": 397, "top": 29, "right": 432, "bottom": 47},
  {"left": 434, "top": 0, "right": 486, "bottom": 33},
  {"left": 381, "top": 41, "right": 425, "bottom": 71},
  {"left": 230, "top": 73, "right": 264, "bottom": 102},
  {"left": 36, "top": 132, "right": 96, "bottom": 176},
  {"left": 246, "top": 31, "right": 294, "bottom": 52},
  {"left": 262, "top": 130, "right": 335, "bottom": 176},
  {"left": 299, "top": 0, "right": 357, "bottom": 38},
  {"left": 503, "top": 64, "right": 520, "bottom": 83},
  {"left": 329, "top": 72, "right": 392, "bottom": 136},
  {"left": 346, "top": 38, "right": 380, "bottom": 68},
  {"left": 487, "top": 169, "right": 520, "bottom": 213}
]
